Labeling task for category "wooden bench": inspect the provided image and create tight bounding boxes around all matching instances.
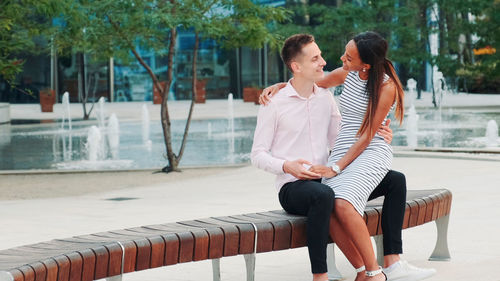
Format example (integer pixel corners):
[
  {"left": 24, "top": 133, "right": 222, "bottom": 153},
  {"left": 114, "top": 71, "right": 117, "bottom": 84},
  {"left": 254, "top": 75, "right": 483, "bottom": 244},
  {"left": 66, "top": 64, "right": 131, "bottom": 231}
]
[{"left": 0, "top": 189, "right": 452, "bottom": 281}]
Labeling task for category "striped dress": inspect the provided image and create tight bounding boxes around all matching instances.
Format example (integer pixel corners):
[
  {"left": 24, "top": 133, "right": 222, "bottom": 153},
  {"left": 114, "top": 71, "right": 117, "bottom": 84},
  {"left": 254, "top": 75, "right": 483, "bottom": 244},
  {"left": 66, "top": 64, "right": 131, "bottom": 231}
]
[{"left": 322, "top": 71, "right": 393, "bottom": 216}]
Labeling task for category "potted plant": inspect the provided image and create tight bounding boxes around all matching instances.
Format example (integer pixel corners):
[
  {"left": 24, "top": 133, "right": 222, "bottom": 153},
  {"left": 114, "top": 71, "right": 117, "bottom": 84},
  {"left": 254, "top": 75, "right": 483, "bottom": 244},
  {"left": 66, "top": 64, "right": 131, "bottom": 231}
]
[
  {"left": 153, "top": 81, "right": 167, "bottom": 104},
  {"left": 39, "top": 88, "right": 55, "bottom": 112},
  {"left": 195, "top": 79, "right": 207, "bottom": 104},
  {"left": 243, "top": 84, "right": 262, "bottom": 104}
]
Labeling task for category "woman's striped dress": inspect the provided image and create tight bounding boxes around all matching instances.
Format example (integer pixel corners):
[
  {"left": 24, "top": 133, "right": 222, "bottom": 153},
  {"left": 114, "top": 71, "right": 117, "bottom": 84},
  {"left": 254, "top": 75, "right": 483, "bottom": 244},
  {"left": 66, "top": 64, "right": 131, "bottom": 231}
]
[{"left": 322, "top": 71, "right": 393, "bottom": 216}]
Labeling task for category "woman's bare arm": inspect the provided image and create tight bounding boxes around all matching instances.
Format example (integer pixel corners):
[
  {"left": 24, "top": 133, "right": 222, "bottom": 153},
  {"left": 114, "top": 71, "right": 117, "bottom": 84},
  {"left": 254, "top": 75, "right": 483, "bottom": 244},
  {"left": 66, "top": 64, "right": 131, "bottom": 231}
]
[
  {"left": 316, "top": 67, "right": 349, "bottom": 89},
  {"left": 311, "top": 81, "right": 396, "bottom": 177}
]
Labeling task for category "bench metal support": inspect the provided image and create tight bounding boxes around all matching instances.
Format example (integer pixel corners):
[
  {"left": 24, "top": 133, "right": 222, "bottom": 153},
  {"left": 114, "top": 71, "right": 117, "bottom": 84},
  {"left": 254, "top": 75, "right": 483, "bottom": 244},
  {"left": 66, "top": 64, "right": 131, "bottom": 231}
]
[
  {"left": 105, "top": 241, "right": 125, "bottom": 281},
  {"left": 326, "top": 243, "right": 342, "bottom": 281},
  {"left": 373, "top": 235, "right": 385, "bottom": 266},
  {"left": 212, "top": 258, "right": 221, "bottom": 281},
  {"left": 429, "top": 215, "right": 451, "bottom": 261},
  {"left": 244, "top": 222, "right": 258, "bottom": 281},
  {"left": 0, "top": 271, "right": 14, "bottom": 281},
  {"left": 244, "top": 253, "right": 256, "bottom": 281}
]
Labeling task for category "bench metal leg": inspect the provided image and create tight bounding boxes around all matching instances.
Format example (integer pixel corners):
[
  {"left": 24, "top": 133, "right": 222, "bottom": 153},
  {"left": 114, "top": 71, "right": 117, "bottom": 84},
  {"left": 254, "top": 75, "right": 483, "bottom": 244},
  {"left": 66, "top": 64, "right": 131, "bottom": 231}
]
[
  {"left": 212, "top": 258, "right": 221, "bottom": 281},
  {"left": 0, "top": 271, "right": 14, "bottom": 281},
  {"left": 244, "top": 253, "right": 256, "bottom": 281},
  {"left": 105, "top": 275, "right": 123, "bottom": 281},
  {"left": 373, "top": 235, "right": 385, "bottom": 266},
  {"left": 429, "top": 214, "right": 451, "bottom": 261},
  {"left": 326, "top": 243, "right": 343, "bottom": 281}
]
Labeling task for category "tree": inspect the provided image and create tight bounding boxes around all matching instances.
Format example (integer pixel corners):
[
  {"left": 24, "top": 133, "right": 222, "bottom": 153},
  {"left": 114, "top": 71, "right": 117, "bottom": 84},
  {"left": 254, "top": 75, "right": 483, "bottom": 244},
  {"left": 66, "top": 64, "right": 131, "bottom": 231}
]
[
  {"left": 0, "top": 0, "right": 61, "bottom": 90},
  {"left": 52, "top": 0, "right": 288, "bottom": 172}
]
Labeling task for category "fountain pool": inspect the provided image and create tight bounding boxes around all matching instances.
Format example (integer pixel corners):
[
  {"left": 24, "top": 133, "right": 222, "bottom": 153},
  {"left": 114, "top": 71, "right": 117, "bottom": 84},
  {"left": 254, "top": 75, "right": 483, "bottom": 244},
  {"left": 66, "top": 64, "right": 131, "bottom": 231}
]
[{"left": 0, "top": 108, "right": 499, "bottom": 171}]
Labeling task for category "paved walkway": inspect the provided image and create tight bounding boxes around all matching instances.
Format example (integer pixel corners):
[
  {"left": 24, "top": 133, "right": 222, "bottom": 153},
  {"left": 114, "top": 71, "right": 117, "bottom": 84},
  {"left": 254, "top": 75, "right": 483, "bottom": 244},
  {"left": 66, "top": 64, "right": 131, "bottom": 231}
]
[
  {"left": 1, "top": 157, "right": 500, "bottom": 281},
  {"left": 1, "top": 91, "right": 500, "bottom": 280}
]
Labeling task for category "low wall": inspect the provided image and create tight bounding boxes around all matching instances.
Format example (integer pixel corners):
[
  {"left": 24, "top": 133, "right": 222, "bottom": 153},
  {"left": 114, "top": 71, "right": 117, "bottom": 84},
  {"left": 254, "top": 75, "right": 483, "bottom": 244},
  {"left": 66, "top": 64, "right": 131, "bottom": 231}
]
[{"left": 0, "top": 103, "right": 10, "bottom": 124}]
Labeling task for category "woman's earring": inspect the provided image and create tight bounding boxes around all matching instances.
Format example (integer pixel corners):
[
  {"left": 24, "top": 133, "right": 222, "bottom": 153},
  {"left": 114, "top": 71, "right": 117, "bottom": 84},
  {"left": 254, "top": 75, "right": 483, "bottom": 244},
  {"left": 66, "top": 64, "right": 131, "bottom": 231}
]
[{"left": 362, "top": 68, "right": 366, "bottom": 72}]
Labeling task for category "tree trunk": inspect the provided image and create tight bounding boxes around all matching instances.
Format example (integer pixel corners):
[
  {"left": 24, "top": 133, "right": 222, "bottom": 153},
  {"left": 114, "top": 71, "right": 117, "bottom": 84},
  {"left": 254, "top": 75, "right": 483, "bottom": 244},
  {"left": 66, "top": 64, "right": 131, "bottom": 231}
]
[
  {"left": 417, "top": 1, "right": 430, "bottom": 99},
  {"left": 461, "top": 11, "right": 475, "bottom": 64},
  {"left": 177, "top": 31, "right": 199, "bottom": 163},
  {"left": 160, "top": 0, "right": 178, "bottom": 172},
  {"left": 78, "top": 52, "right": 90, "bottom": 120}
]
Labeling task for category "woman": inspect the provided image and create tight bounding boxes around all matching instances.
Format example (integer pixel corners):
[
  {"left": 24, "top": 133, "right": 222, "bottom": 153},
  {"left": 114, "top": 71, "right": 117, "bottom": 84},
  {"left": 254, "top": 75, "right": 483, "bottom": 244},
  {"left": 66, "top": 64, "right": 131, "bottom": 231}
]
[{"left": 261, "top": 31, "right": 404, "bottom": 281}]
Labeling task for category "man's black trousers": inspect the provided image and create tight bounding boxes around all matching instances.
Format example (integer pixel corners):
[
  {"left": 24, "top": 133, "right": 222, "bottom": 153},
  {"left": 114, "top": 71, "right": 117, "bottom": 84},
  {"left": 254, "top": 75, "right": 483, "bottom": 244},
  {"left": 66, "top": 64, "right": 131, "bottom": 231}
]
[{"left": 278, "top": 170, "right": 406, "bottom": 274}]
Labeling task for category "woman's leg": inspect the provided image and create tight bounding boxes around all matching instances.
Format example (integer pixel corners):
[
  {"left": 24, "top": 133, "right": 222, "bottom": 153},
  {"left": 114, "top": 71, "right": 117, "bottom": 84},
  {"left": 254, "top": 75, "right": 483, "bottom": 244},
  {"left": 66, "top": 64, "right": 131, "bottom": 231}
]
[
  {"left": 329, "top": 213, "right": 365, "bottom": 281},
  {"left": 335, "top": 198, "right": 385, "bottom": 280}
]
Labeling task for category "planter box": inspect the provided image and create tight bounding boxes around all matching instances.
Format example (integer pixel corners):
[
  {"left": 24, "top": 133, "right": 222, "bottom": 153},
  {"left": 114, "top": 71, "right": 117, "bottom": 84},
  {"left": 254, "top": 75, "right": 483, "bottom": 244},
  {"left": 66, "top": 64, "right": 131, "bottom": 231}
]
[
  {"left": 153, "top": 81, "right": 167, "bottom": 104},
  {"left": 243, "top": 87, "right": 262, "bottom": 104},
  {"left": 39, "top": 89, "right": 56, "bottom": 112},
  {"left": 195, "top": 79, "right": 208, "bottom": 104}
]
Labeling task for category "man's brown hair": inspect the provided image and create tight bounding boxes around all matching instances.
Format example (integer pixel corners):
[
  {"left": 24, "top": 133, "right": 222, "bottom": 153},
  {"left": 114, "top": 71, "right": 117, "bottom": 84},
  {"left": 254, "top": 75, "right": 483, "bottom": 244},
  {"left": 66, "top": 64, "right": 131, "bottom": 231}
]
[{"left": 281, "top": 34, "right": 315, "bottom": 72}]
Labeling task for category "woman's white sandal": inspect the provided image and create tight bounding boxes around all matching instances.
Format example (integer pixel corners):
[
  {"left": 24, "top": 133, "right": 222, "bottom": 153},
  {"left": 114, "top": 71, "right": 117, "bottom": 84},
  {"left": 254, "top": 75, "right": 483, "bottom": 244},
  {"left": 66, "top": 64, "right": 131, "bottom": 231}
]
[
  {"left": 365, "top": 266, "right": 386, "bottom": 280},
  {"left": 355, "top": 266, "right": 366, "bottom": 273}
]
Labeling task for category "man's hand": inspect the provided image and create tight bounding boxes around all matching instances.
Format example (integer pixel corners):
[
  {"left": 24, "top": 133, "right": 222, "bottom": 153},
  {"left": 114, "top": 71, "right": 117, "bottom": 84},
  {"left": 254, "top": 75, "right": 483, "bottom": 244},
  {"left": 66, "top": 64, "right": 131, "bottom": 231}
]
[
  {"left": 309, "top": 165, "right": 336, "bottom": 178},
  {"left": 259, "top": 83, "right": 286, "bottom": 105},
  {"left": 283, "top": 159, "right": 321, "bottom": 180},
  {"left": 378, "top": 119, "right": 393, "bottom": 144}
]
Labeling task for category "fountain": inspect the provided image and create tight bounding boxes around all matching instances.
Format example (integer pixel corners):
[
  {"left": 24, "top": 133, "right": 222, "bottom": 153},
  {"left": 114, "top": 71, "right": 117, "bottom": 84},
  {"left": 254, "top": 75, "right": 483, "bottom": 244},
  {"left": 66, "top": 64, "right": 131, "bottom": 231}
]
[
  {"left": 486, "top": 120, "right": 499, "bottom": 147},
  {"left": 141, "top": 104, "right": 152, "bottom": 151},
  {"left": 228, "top": 93, "right": 235, "bottom": 162},
  {"left": 86, "top": 125, "right": 104, "bottom": 161},
  {"left": 406, "top": 105, "right": 419, "bottom": 148},
  {"left": 61, "top": 92, "right": 73, "bottom": 161},
  {"left": 406, "top": 78, "right": 417, "bottom": 107},
  {"left": 433, "top": 72, "right": 446, "bottom": 147},
  {"left": 107, "top": 113, "right": 120, "bottom": 159},
  {"left": 61, "top": 92, "right": 72, "bottom": 131},
  {"left": 97, "top": 97, "right": 106, "bottom": 129}
]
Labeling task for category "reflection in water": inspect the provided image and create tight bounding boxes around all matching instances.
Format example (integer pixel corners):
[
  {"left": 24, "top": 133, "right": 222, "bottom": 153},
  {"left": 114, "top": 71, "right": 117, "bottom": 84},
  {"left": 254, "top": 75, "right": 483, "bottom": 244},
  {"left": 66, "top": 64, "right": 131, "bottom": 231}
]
[{"left": 0, "top": 123, "right": 11, "bottom": 147}]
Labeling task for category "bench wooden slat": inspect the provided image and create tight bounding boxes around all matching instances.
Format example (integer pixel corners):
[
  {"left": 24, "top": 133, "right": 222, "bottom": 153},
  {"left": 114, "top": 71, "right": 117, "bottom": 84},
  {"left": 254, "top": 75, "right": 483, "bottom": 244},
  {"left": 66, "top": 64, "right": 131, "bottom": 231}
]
[
  {"left": 103, "top": 243, "right": 123, "bottom": 276},
  {"left": 177, "top": 221, "right": 225, "bottom": 259},
  {"left": 73, "top": 234, "right": 136, "bottom": 273},
  {"left": 40, "top": 259, "right": 57, "bottom": 281},
  {"left": 30, "top": 262, "right": 46, "bottom": 281},
  {"left": 18, "top": 265, "right": 35, "bottom": 281},
  {"left": 8, "top": 269, "right": 24, "bottom": 281},
  {"left": 133, "top": 238, "right": 152, "bottom": 271},
  {"left": 53, "top": 256, "right": 70, "bottom": 281},
  {"left": 145, "top": 224, "right": 207, "bottom": 263},
  {"left": 146, "top": 236, "right": 166, "bottom": 268},
  {"left": 92, "top": 246, "right": 109, "bottom": 279},
  {"left": 159, "top": 233, "right": 180, "bottom": 266},
  {"left": 264, "top": 210, "right": 307, "bottom": 248},
  {"left": 192, "top": 219, "right": 240, "bottom": 257},
  {"left": 203, "top": 217, "right": 255, "bottom": 255},
  {"left": 429, "top": 194, "right": 440, "bottom": 221},
  {"left": 66, "top": 252, "right": 83, "bottom": 281},
  {"left": 242, "top": 213, "right": 292, "bottom": 251},
  {"left": 415, "top": 198, "right": 427, "bottom": 226},
  {"left": 408, "top": 200, "right": 419, "bottom": 228},
  {"left": 422, "top": 197, "right": 434, "bottom": 223},
  {"left": 107, "top": 228, "right": 166, "bottom": 268},
  {"left": 445, "top": 192, "right": 453, "bottom": 215},
  {"left": 78, "top": 249, "right": 95, "bottom": 281},
  {"left": 221, "top": 215, "right": 274, "bottom": 253}
]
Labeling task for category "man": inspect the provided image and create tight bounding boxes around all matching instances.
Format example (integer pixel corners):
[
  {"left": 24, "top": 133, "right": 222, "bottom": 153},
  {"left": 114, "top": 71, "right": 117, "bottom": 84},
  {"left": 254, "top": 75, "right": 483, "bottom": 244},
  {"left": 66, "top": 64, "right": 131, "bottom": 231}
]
[{"left": 251, "top": 34, "right": 435, "bottom": 281}]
